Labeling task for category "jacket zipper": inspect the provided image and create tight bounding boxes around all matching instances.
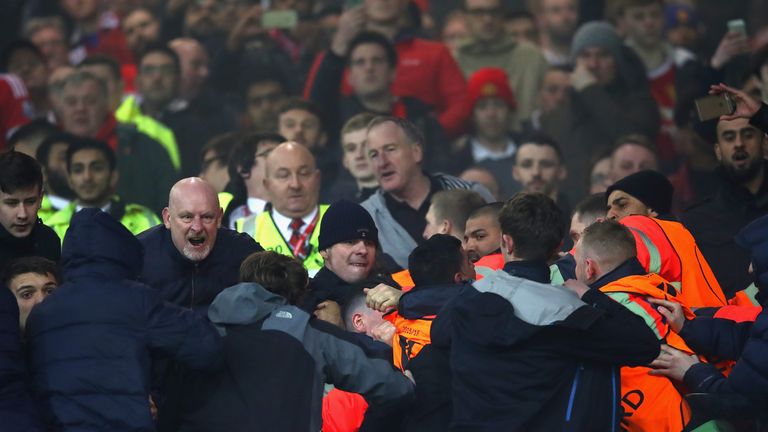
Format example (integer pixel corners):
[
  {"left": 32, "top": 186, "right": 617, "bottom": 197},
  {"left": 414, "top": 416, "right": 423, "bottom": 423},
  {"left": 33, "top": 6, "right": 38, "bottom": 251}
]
[{"left": 565, "top": 363, "right": 582, "bottom": 422}]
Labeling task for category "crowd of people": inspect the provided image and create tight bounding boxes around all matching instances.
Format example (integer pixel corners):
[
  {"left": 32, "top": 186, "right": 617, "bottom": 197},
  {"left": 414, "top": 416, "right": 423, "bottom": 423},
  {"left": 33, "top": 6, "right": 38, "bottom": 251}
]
[{"left": 2, "top": 0, "right": 768, "bottom": 430}]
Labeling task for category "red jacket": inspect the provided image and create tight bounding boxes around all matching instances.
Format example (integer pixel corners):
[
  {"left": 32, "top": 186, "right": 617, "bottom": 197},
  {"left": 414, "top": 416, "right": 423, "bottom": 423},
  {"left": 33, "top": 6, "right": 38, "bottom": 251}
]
[
  {"left": 304, "top": 35, "right": 469, "bottom": 138},
  {"left": 0, "top": 74, "right": 30, "bottom": 150}
]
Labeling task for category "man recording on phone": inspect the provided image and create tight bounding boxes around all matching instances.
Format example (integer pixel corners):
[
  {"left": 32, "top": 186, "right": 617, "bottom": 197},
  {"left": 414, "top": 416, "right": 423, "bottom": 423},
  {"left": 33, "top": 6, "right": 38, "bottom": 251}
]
[{"left": 682, "top": 83, "right": 768, "bottom": 301}]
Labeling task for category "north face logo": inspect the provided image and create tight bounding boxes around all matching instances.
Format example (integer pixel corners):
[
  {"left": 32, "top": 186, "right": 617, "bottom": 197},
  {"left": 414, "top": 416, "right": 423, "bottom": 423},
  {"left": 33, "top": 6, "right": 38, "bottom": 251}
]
[{"left": 275, "top": 311, "right": 293, "bottom": 319}]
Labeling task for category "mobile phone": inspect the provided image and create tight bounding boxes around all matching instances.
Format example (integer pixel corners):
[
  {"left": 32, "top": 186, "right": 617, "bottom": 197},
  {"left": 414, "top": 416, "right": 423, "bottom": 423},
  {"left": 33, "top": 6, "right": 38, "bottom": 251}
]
[
  {"left": 344, "top": 0, "right": 364, "bottom": 9},
  {"left": 727, "top": 19, "right": 747, "bottom": 37},
  {"left": 695, "top": 93, "right": 736, "bottom": 121},
  {"left": 261, "top": 9, "right": 298, "bottom": 29}
]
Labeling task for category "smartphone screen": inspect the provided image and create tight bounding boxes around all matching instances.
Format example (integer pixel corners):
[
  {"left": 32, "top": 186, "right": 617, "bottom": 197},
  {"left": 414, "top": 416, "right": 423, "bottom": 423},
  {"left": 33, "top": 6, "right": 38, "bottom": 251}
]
[{"left": 261, "top": 10, "right": 298, "bottom": 29}]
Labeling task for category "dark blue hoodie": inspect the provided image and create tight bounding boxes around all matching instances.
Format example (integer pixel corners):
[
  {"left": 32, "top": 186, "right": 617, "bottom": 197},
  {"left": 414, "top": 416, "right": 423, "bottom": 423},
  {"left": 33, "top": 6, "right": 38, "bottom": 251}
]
[{"left": 26, "top": 209, "right": 222, "bottom": 431}]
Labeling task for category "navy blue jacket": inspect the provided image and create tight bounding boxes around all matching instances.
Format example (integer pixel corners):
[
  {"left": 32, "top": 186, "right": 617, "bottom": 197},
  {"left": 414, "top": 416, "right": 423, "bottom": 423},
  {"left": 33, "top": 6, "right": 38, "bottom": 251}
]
[
  {"left": 0, "top": 285, "right": 42, "bottom": 431},
  {"left": 0, "top": 219, "right": 60, "bottom": 272},
  {"left": 138, "top": 225, "right": 262, "bottom": 314},
  {"left": 432, "top": 266, "right": 660, "bottom": 431},
  {"left": 26, "top": 209, "right": 223, "bottom": 431}
]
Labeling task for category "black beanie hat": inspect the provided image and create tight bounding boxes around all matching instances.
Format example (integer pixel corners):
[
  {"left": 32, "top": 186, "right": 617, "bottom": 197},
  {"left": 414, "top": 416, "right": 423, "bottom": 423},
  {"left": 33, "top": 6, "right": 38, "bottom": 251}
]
[
  {"left": 318, "top": 200, "right": 379, "bottom": 251},
  {"left": 605, "top": 170, "right": 674, "bottom": 216}
]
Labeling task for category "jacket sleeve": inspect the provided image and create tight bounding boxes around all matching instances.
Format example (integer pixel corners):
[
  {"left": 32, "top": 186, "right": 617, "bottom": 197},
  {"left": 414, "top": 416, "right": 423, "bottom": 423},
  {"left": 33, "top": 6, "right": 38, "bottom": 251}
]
[
  {"left": 143, "top": 288, "right": 223, "bottom": 371},
  {"left": 678, "top": 316, "right": 753, "bottom": 360},
  {"left": 554, "top": 289, "right": 661, "bottom": 366},
  {"left": 307, "top": 50, "right": 345, "bottom": 141},
  {"left": 433, "top": 44, "right": 470, "bottom": 138},
  {"left": 750, "top": 103, "right": 768, "bottom": 135},
  {"left": 304, "top": 325, "right": 414, "bottom": 406}
]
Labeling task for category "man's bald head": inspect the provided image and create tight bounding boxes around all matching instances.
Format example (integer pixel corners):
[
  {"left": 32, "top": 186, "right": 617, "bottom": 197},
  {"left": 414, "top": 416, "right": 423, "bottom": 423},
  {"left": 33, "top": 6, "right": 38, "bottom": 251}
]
[
  {"left": 264, "top": 142, "right": 322, "bottom": 219},
  {"left": 163, "top": 177, "right": 222, "bottom": 261}
]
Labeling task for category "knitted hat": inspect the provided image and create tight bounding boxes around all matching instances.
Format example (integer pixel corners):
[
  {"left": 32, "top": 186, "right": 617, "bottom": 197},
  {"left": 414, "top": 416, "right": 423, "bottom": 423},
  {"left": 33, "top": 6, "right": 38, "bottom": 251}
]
[
  {"left": 570, "top": 21, "right": 623, "bottom": 62},
  {"left": 318, "top": 200, "right": 378, "bottom": 251},
  {"left": 467, "top": 67, "right": 517, "bottom": 110},
  {"left": 605, "top": 170, "right": 674, "bottom": 216}
]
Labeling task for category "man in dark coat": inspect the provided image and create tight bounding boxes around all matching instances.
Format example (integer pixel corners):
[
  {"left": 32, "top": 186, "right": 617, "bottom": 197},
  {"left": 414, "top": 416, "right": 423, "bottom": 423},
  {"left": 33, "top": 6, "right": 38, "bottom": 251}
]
[
  {"left": 0, "top": 151, "right": 60, "bottom": 271},
  {"left": 682, "top": 115, "right": 768, "bottom": 298},
  {"left": 26, "top": 208, "right": 222, "bottom": 431},
  {"left": 139, "top": 177, "right": 262, "bottom": 314}
]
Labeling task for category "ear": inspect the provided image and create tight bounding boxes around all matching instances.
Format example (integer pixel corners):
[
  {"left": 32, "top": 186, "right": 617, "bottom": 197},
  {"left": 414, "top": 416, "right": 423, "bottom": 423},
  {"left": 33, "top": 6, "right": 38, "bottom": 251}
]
[
  {"left": 501, "top": 233, "right": 515, "bottom": 255},
  {"left": 352, "top": 313, "right": 365, "bottom": 333},
  {"left": 453, "top": 271, "right": 464, "bottom": 284},
  {"left": 647, "top": 208, "right": 659, "bottom": 218},
  {"left": 558, "top": 165, "right": 567, "bottom": 182},
  {"left": 439, "top": 219, "right": 452, "bottom": 235},
  {"left": 512, "top": 166, "right": 521, "bottom": 182},
  {"left": 318, "top": 132, "right": 328, "bottom": 149},
  {"left": 215, "top": 206, "right": 224, "bottom": 228},
  {"left": 319, "top": 249, "right": 329, "bottom": 260},
  {"left": 412, "top": 142, "right": 423, "bottom": 165},
  {"left": 586, "top": 258, "right": 599, "bottom": 281},
  {"left": 162, "top": 207, "right": 171, "bottom": 229},
  {"left": 714, "top": 143, "right": 722, "bottom": 161}
]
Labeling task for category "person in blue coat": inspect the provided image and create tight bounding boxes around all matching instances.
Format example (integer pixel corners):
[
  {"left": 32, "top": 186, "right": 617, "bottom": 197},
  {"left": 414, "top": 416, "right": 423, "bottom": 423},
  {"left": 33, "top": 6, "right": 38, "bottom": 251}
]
[{"left": 26, "top": 208, "right": 223, "bottom": 431}]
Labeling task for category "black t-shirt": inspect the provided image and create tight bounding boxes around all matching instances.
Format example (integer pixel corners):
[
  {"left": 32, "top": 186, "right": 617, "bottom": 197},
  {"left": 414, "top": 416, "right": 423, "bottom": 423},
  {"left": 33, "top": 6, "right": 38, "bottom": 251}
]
[{"left": 383, "top": 175, "right": 441, "bottom": 244}]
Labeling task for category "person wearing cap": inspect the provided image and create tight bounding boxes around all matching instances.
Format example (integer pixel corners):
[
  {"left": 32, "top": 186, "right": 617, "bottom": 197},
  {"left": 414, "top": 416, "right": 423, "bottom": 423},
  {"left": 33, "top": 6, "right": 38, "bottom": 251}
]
[
  {"left": 607, "top": 170, "right": 728, "bottom": 308},
  {"left": 302, "top": 200, "right": 382, "bottom": 318},
  {"left": 307, "top": 31, "right": 448, "bottom": 171},
  {"left": 455, "top": 0, "right": 548, "bottom": 125},
  {"left": 450, "top": 67, "right": 522, "bottom": 197},
  {"left": 540, "top": 21, "right": 660, "bottom": 201}
]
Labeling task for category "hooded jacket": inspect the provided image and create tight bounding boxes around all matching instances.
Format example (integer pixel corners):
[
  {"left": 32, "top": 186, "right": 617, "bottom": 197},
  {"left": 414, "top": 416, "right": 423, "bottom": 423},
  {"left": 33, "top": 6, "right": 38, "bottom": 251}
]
[
  {"left": 138, "top": 225, "right": 262, "bottom": 314},
  {"left": 170, "top": 282, "right": 414, "bottom": 432},
  {"left": 26, "top": 208, "right": 222, "bottom": 431},
  {"left": 431, "top": 269, "right": 660, "bottom": 431}
]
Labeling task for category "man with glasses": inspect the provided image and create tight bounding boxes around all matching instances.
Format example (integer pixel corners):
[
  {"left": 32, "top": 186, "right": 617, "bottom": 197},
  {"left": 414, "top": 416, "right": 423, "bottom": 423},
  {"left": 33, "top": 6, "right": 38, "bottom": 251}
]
[{"left": 455, "top": 0, "right": 548, "bottom": 125}]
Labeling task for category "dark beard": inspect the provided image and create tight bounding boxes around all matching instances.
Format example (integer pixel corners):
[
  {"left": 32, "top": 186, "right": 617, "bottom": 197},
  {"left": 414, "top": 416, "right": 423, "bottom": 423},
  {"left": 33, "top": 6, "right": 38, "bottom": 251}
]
[
  {"left": 723, "top": 157, "right": 764, "bottom": 184},
  {"left": 47, "top": 172, "right": 75, "bottom": 200}
]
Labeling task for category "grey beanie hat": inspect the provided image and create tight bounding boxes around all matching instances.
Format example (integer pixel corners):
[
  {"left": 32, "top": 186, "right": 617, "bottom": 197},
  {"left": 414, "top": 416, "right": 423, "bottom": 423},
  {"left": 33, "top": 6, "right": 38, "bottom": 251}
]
[{"left": 570, "top": 21, "right": 623, "bottom": 62}]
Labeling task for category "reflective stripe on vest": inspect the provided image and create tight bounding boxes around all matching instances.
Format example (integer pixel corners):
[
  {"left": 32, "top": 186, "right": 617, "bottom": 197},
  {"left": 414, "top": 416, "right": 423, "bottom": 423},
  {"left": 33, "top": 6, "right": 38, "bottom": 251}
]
[
  {"left": 384, "top": 311, "right": 433, "bottom": 372},
  {"left": 249, "top": 205, "right": 329, "bottom": 272}
]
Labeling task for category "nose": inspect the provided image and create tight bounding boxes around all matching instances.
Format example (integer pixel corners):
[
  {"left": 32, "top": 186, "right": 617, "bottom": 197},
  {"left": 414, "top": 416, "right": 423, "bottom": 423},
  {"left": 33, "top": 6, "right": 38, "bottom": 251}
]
[
  {"left": 82, "top": 167, "right": 94, "bottom": 181},
  {"left": 16, "top": 203, "right": 30, "bottom": 220},
  {"left": 352, "top": 240, "right": 367, "bottom": 254},
  {"left": 288, "top": 172, "right": 302, "bottom": 189},
  {"left": 190, "top": 215, "right": 203, "bottom": 231},
  {"left": 606, "top": 208, "right": 619, "bottom": 220},
  {"left": 31, "top": 291, "right": 46, "bottom": 306}
]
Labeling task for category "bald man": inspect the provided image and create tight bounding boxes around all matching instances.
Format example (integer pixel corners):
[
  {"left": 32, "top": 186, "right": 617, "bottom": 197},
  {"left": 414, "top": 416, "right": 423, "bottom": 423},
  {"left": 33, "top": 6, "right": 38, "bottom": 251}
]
[
  {"left": 238, "top": 142, "right": 328, "bottom": 274},
  {"left": 139, "top": 177, "right": 262, "bottom": 313}
]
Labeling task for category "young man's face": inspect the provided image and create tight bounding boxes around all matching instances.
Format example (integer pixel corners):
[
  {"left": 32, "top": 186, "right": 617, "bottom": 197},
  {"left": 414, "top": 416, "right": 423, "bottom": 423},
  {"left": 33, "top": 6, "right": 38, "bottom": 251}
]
[
  {"left": 622, "top": 3, "right": 664, "bottom": 48},
  {"left": 539, "top": 0, "right": 578, "bottom": 42},
  {"left": 606, "top": 190, "right": 652, "bottom": 220},
  {"left": 348, "top": 43, "right": 394, "bottom": 99},
  {"left": 59, "top": 80, "right": 108, "bottom": 138},
  {"left": 506, "top": 16, "right": 538, "bottom": 45},
  {"left": 68, "top": 148, "right": 116, "bottom": 207},
  {"left": 715, "top": 118, "right": 766, "bottom": 183},
  {"left": 137, "top": 52, "right": 179, "bottom": 108},
  {"left": 610, "top": 143, "right": 658, "bottom": 183},
  {"left": 465, "top": 0, "right": 504, "bottom": 42},
  {"left": 464, "top": 213, "right": 501, "bottom": 262},
  {"left": 512, "top": 143, "right": 565, "bottom": 196},
  {"left": 576, "top": 46, "right": 617, "bottom": 85},
  {"left": 321, "top": 239, "right": 377, "bottom": 284},
  {"left": 342, "top": 128, "right": 375, "bottom": 183},
  {"left": 246, "top": 81, "right": 284, "bottom": 130},
  {"left": 538, "top": 69, "right": 571, "bottom": 114},
  {"left": 472, "top": 97, "right": 510, "bottom": 140},
  {"left": 0, "top": 185, "right": 42, "bottom": 238},
  {"left": 8, "top": 271, "right": 57, "bottom": 331}
]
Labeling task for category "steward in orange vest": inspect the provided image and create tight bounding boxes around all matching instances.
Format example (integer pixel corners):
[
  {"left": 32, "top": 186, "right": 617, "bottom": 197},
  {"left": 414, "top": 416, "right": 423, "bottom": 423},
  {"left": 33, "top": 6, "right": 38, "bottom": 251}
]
[
  {"left": 591, "top": 258, "right": 696, "bottom": 431},
  {"left": 620, "top": 215, "right": 728, "bottom": 308}
]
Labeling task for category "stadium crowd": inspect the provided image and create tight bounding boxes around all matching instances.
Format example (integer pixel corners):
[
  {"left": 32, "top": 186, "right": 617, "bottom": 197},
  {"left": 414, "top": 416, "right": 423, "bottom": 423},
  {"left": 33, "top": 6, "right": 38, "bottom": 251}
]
[{"left": 2, "top": 0, "right": 768, "bottom": 430}]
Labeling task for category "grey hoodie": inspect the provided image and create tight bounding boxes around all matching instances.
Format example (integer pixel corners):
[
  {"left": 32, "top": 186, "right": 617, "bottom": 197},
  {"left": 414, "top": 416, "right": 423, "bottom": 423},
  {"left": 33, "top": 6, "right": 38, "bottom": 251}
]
[{"left": 208, "top": 283, "right": 414, "bottom": 432}]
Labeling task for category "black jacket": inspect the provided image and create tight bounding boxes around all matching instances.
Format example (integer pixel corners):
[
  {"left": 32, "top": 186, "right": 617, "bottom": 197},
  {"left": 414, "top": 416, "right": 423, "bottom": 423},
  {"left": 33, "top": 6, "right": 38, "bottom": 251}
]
[
  {"left": 682, "top": 162, "right": 768, "bottom": 298},
  {"left": 0, "top": 219, "right": 60, "bottom": 271},
  {"left": 431, "top": 268, "right": 660, "bottom": 431},
  {"left": 26, "top": 209, "right": 222, "bottom": 431},
  {"left": 138, "top": 225, "right": 262, "bottom": 314}
]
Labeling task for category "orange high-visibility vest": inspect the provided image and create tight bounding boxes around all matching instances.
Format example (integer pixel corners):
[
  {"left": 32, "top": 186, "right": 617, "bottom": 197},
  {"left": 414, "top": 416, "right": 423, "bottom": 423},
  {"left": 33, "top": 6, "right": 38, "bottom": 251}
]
[
  {"left": 384, "top": 311, "right": 433, "bottom": 372},
  {"left": 391, "top": 253, "right": 506, "bottom": 293},
  {"left": 621, "top": 215, "right": 727, "bottom": 308},
  {"left": 600, "top": 273, "right": 696, "bottom": 432},
  {"left": 392, "top": 270, "right": 415, "bottom": 292}
]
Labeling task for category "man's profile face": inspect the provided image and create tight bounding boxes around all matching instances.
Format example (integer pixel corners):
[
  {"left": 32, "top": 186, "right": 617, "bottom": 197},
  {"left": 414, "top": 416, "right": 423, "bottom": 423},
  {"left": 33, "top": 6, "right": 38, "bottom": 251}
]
[
  {"left": 348, "top": 43, "right": 394, "bottom": 99},
  {"left": 322, "top": 239, "right": 376, "bottom": 284},
  {"left": 278, "top": 109, "right": 325, "bottom": 149},
  {"left": 715, "top": 118, "right": 766, "bottom": 183},
  {"left": 68, "top": 148, "right": 115, "bottom": 207},
  {"left": 163, "top": 191, "right": 221, "bottom": 262},
  {"left": 512, "top": 143, "right": 564, "bottom": 196},
  {"left": 606, "top": 190, "right": 651, "bottom": 220},
  {"left": 8, "top": 271, "right": 57, "bottom": 331},
  {"left": 59, "top": 80, "right": 108, "bottom": 138},
  {"left": 463, "top": 214, "right": 501, "bottom": 262},
  {"left": 0, "top": 185, "right": 42, "bottom": 238}
]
